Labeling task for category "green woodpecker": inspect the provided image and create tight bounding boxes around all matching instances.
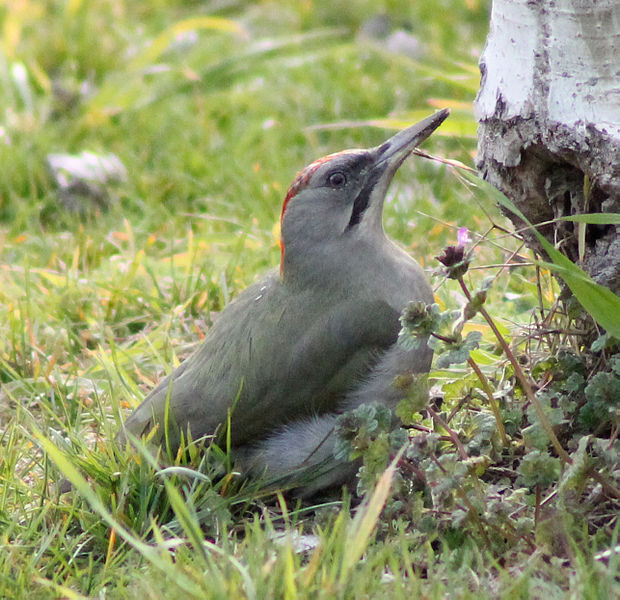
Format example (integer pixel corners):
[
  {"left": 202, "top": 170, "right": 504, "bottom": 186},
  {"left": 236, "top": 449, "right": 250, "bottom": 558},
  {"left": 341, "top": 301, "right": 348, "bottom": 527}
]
[{"left": 118, "top": 109, "right": 449, "bottom": 494}]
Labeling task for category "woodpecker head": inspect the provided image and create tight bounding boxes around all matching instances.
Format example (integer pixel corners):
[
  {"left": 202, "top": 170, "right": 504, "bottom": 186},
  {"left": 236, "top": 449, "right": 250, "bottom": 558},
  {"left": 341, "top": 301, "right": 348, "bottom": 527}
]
[{"left": 279, "top": 109, "right": 449, "bottom": 283}]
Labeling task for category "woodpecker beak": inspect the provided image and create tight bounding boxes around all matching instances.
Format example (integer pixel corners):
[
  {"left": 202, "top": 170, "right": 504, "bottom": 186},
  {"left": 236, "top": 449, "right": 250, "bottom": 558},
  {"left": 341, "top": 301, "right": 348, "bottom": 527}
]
[
  {"left": 354, "top": 109, "right": 449, "bottom": 231},
  {"left": 373, "top": 108, "right": 450, "bottom": 174}
]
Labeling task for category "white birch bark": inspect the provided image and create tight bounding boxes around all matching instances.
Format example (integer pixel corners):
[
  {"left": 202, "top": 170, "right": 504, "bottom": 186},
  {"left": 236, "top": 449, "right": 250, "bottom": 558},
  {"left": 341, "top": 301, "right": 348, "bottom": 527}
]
[{"left": 475, "top": 0, "right": 620, "bottom": 293}]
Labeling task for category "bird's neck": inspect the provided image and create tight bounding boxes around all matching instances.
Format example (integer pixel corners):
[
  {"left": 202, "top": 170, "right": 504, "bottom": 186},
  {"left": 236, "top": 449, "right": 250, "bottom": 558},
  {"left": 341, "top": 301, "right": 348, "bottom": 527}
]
[{"left": 280, "top": 232, "right": 391, "bottom": 290}]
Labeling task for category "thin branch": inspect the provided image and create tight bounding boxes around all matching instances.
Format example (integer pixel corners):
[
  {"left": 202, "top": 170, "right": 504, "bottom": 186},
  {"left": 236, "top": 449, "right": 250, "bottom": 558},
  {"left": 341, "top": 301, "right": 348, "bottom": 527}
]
[
  {"left": 467, "top": 357, "right": 509, "bottom": 447},
  {"left": 427, "top": 406, "right": 468, "bottom": 461}
]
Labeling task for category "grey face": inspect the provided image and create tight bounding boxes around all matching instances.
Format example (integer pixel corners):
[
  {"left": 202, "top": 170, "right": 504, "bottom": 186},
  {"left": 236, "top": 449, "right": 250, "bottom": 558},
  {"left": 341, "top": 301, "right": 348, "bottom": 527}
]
[
  {"left": 279, "top": 109, "right": 450, "bottom": 275},
  {"left": 279, "top": 149, "right": 385, "bottom": 264},
  {"left": 284, "top": 150, "right": 380, "bottom": 230}
]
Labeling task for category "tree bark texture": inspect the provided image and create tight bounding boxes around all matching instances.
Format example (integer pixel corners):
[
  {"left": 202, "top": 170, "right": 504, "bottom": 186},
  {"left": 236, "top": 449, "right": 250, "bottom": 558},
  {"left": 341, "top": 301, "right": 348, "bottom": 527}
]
[{"left": 475, "top": 0, "right": 620, "bottom": 294}]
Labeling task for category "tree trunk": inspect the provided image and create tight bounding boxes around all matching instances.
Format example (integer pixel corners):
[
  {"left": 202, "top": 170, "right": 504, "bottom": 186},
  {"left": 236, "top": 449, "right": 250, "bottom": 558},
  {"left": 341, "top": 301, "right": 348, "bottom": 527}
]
[{"left": 475, "top": 0, "right": 620, "bottom": 295}]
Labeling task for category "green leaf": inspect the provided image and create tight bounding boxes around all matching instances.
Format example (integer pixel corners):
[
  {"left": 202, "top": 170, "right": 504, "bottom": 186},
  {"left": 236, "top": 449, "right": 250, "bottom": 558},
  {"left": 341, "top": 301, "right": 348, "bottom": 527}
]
[
  {"left": 516, "top": 450, "right": 562, "bottom": 489},
  {"left": 436, "top": 330, "right": 481, "bottom": 368},
  {"left": 395, "top": 374, "right": 430, "bottom": 423},
  {"left": 590, "top": 333, "right": 619, "bottom": 352},
  {"left": 558, "top": 213, "right": 620, "bottom": 225}
]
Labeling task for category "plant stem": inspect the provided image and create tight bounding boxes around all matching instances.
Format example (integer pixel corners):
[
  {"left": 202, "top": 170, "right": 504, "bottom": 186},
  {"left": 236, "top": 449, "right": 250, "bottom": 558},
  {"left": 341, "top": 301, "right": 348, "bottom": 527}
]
[
  {"left": 427, "top": 406, "right": 468, "bottom": 461},
  {"left": 589, "top": 469, "right": 620, "bottom": 500},
  {"left": 467, "top": 357, "right": 509, "bottom": 447},
  {"left": 457, "top": 277, "right": 572, "bottom": 465}
]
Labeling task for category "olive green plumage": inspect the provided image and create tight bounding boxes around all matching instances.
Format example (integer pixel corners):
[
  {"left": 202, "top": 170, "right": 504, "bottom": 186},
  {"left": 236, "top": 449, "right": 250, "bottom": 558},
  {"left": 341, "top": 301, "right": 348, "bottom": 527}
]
[{"left": 118, "top": 110, "right": 449, "bottom": 494}]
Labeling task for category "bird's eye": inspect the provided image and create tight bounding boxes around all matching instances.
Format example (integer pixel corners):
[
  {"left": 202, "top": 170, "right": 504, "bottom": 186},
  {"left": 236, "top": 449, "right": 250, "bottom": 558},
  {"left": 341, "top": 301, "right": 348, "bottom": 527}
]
[{"left": 327, "top": 171, "right": 347, "bottom": 188}]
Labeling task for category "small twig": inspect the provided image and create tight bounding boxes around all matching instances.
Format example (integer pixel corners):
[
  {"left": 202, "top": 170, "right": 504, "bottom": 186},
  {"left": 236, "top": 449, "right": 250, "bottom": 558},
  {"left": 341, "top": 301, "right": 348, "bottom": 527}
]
[
  {"left": 535, "top": 264, "right": 546, "bottom": 323},
  {"left": 446, "top": 395, "right": 470, "bottom": 424},
  {"left": 399, "top": 460, "right": 427, "bottom": 484},
  {"left": 429, "top": 452, "right": 448, "bottom": 474},
  {"left": 467, "top": 357, "right": 509, "bottom": 447},
  {"left": 489, "top": 240, "right": 528, "bottom": 286},
  {"left": 407, "top": 423, "right": 433, "bottom": 433},
  {"left": 457, "top": 490, "right": 493, "bottom": 547},
  {"left": 534, "top": 484, "right": 541, "bottom": 526},
  {"left": 589, "top": 469, "right": 620, "bottom": 500},
  {"left": 431, "top": 331, "right": 458, "bottom": 344},
  {"left": 607, "top": 426, "right": 618, "bottom": 451},
  {"left": 427, "top": 406, "right": 468, "bottom": 461},
  {"left": 468, "top": 262, "right": 536, "bottom": 270},
  {"left": 541, "top": 489, "right": 558, "bottom": 507}
]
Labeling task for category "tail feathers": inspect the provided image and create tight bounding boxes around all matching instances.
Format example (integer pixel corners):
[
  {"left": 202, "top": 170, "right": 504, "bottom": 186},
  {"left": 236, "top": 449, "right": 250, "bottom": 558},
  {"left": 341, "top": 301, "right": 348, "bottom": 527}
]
[{"left": 235, "top": 414, "right": 358, "bottom": 496}]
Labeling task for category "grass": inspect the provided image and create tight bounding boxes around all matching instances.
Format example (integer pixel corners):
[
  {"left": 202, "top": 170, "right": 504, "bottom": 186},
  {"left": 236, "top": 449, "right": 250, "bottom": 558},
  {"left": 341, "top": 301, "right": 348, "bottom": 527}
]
[{"left": 1, "top": 1, "right": 618, "bottom": 598}]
